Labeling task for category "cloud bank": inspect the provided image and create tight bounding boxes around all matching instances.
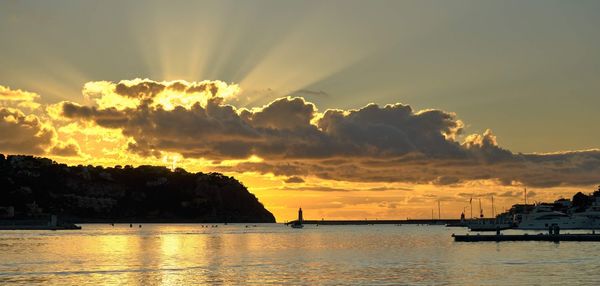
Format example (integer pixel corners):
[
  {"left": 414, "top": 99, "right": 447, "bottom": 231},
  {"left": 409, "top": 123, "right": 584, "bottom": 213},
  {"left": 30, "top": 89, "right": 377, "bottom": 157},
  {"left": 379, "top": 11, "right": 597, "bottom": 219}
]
[
  {"left": 0, "top": 107, "right": 54, "bottom": 154},
  {"left": 0, "top": 85, "right": 80, "bottom": 156},
  {"left": 1, "top": 80, "right": 598, "bottom": 188},
  {"left": 51, "top": 79, "right": 600, "bottom": 188}
]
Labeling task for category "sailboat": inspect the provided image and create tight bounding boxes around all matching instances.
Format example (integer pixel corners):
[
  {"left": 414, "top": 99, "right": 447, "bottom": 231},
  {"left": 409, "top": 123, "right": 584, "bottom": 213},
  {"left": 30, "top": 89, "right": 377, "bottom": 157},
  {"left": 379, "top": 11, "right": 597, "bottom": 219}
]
[{"left": 467, "top": 196, "right": 513, "bottom": 231}]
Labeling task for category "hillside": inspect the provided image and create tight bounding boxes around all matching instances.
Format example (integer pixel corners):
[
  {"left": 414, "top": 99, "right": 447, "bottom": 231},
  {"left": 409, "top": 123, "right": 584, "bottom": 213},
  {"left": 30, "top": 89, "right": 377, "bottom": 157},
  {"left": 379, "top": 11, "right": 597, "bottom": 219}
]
[{"left": 0, "top": 154, "right": 275, "bottom": 223}]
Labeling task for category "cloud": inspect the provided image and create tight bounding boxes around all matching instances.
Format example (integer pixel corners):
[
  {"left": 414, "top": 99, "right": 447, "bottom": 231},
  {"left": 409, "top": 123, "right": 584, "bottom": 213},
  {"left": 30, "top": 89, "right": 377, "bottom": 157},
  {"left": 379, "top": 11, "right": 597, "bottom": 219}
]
[
  {"left": 284, "top": 176, "right": 305, "bottom": 183},
  {"left": 433, "top": 176, "right": 461, "bottom": 186},
  {"left": 223, "top": 149, "right": 600, "bottom": 188},
  {"left": 0, "top": 85, "right": 85, "bottom": 157},
  {"left": 62, "top": 81, "right": 467, "bottom": 161},
  {"left": 0, "top": 85, "right": 41, "bottom": 110},
  {"left": 36, "top": 78, "right": 600, "bottom": 188},
  {"left": 49, "top": 140, "right": 82, "bottom": 157},
  {"left": 282, "top": 185, "right": 352, "bottom": 192},
  {"left": 280, "top": 182, "right": 412, "bottom": 192},
  {"left": 0, "top": 85, "right": 40, "bottom": 101},
  {"left": 0, "top": 107, "right": 55, "bottom": 154}
]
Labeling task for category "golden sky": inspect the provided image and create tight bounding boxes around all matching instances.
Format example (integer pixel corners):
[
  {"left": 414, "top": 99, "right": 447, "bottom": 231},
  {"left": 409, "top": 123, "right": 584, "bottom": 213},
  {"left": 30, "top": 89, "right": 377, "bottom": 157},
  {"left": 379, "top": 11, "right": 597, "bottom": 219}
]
[
  {"left": 1, "top": 80, "right": 599, "bottom": 221},
  {"left": 1, "top": 1, "right": 600, "bottom": 221}
]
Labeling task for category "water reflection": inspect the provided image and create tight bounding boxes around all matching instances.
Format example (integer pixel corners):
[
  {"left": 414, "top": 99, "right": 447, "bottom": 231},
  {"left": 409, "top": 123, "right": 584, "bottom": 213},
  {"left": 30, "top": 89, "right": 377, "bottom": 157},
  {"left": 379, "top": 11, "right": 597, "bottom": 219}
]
[{"left": 1, "top": 224, "right": 600, "bottom": 285}]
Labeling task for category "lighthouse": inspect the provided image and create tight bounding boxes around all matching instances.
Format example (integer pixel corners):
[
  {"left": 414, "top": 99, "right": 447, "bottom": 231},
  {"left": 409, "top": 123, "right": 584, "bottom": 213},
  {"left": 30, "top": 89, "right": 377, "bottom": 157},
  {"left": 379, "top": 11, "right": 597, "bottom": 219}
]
[{"left": 291, "top": 208, "right": 304, "bottom": 228}]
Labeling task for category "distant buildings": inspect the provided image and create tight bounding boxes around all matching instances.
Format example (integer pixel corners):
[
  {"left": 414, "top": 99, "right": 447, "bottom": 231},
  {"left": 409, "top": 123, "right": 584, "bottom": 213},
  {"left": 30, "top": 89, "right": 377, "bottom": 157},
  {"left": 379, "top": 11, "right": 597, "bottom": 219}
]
[{"left": 0, "top": 206, "right": 15, "bottom": 218}]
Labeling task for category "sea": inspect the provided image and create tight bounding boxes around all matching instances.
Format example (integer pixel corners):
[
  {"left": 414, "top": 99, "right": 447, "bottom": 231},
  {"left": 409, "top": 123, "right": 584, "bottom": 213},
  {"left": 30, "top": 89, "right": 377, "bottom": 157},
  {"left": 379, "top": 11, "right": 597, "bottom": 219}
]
[{"left": 1, "top": 224, "right": 600, "bottom": 285}]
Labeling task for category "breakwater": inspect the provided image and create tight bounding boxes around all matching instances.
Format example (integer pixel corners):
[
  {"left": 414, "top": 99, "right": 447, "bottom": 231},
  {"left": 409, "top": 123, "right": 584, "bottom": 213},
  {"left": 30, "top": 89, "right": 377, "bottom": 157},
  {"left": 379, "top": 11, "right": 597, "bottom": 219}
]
[{"left": 286, "top": 219, "right": 462, "bottom": 225}]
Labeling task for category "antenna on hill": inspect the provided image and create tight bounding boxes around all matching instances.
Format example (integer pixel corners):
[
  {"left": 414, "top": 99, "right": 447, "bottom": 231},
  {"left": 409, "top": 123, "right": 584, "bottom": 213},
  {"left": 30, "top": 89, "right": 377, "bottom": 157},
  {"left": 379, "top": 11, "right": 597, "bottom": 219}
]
[
  {"left": 438, "top": 200, "right": 441, "bottom": 220},
  {"left": 524, "top": 187, "right": 528, "bottom": 205}
]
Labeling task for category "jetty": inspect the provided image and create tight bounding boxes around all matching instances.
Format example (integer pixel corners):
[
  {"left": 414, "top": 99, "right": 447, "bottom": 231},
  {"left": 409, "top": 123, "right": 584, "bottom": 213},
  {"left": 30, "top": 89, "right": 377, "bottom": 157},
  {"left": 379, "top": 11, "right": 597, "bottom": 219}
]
[
  {"left": 0, "top": 215, "right": 81, "bottom": 230},
  {"left": 453, "top": 224, "right": 600, "bottom": 242},
  {"left": 452, "top": 233, "right": 600, "bottom": 242},
  {"left": 286, "top": 219, "right": 461, "bottom": 225},
  {"left": 0, "top": 224, "right": 81, "bottom": 230}
]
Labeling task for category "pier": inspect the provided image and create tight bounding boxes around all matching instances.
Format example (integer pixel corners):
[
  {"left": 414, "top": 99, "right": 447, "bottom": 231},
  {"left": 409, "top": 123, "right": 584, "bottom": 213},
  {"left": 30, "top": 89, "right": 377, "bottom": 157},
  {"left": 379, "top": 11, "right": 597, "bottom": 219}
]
[
  {"left": 286, "top": 219, "right": 461, "bottom": 225},
  {"left": 452, "top": 233, "right": 600, "bottom": 242},
  {"left": 0, "top": 225, "right": 81, "bottom": 230},
  {"left": 0, "top": 215, "right": 81, "bottom": 230}
]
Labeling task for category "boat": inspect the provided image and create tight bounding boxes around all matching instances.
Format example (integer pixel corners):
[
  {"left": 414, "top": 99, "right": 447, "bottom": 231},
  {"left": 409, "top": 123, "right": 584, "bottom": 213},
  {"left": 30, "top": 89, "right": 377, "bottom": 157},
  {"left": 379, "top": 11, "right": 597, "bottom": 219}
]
[
  {"left": 571, "top": 196, "right": 600, "bottom": 228},
  {"left": 467, "top": 218, "right": 513, "bottom": 231},
  {"left": 290, "top": 222, "right": 304, "bottom": 229},
  {"left": 516, "top": 204, "right": 592, "bottom": 230},
  {"left": 465, "top": 197, "right": 514, "bottom": 231}
]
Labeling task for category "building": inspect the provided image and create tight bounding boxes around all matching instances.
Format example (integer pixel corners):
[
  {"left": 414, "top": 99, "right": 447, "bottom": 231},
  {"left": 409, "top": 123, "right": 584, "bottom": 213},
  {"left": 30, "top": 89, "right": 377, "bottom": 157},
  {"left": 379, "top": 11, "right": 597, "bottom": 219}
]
[{"left": 0, "top": 206, "right": 15, "bottom": 218}]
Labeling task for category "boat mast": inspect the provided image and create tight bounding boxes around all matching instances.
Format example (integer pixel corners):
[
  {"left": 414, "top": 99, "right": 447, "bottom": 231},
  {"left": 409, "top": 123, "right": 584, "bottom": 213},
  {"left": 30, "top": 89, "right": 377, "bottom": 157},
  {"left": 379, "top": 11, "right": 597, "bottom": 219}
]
[
  {"left": 470, "top": 195, "right": 473, "bottom": 219},
  {"left": 491, "top": 196, "right": 495, "bottom": 217},
  {"left": 438, "top": 200, "right": 441, "bottom": 220}
]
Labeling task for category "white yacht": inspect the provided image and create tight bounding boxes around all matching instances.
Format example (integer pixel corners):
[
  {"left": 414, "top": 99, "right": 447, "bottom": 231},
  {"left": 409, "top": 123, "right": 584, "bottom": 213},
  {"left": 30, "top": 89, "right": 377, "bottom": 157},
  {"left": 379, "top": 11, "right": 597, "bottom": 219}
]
[
  {"left": 517, "top": 204, "right": 592, "bottom": 230},
  {"left": 572, "top": 197, "right": 600, "bottom": 227}
]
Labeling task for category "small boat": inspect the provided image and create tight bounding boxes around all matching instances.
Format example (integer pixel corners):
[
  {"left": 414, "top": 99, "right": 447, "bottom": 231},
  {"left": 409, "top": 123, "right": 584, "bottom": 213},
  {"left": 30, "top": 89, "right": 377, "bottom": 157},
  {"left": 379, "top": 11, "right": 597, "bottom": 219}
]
[
  {"left": 467, "top": 219, "right": 513, "bottom": 231},
  {"left": 290, "top": 223, "right": 304, "bottom": 229}
]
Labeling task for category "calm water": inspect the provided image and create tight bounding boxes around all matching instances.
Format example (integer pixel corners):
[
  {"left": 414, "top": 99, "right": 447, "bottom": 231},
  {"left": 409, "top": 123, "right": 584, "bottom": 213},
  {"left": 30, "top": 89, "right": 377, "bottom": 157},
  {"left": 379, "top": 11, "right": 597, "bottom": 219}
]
[{"left": 1, "top": 224, "right": 600, "bottom": 285}]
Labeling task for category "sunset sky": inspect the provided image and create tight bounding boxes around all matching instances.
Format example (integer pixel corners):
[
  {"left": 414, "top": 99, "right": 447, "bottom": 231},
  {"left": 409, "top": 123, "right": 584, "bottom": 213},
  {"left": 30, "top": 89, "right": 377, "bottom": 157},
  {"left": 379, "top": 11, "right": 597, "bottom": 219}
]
[{"left": 2, "top": 0, "right": 600, "bottom": 221}]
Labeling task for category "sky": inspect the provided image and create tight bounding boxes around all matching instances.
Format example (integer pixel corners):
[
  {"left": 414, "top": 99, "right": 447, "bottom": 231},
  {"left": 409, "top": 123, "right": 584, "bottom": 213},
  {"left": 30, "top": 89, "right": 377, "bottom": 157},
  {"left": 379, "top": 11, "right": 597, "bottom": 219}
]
[{"left": 1, "top": 0, "right": 600, "bottom": 221}]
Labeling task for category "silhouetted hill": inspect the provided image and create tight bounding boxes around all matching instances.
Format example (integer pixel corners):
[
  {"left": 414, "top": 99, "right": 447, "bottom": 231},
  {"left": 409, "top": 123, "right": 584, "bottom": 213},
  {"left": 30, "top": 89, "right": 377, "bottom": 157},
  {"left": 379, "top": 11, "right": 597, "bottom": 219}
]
[{"left": 0, "top": 154, "right": 275, "bottom": 223}]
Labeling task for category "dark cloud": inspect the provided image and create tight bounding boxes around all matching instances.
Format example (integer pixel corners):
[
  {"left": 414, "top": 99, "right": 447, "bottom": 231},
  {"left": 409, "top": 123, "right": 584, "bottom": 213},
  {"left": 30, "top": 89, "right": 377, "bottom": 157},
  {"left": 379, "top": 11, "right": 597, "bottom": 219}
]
[
  {"left": 241, "top": 97, "right": 316, "bottom": 130},
  {"left": 49, "top": 141, "right": 81, "bottom": 157},
  {"left": 433, "top": 176, "right": 461, "bottom": 185},
  {"left": 280, "top": 183, "right": 408, "bottom": 192},
  {"left": 284, "top": 176, "right": 305, "bottom": 183},
  {"left": 64, "top": 84, "right": 467, "bottom": 161},
  {"left": 115, "top": 80, "right": 166, "bottom": 98},
  {"left": 0, "top": 107, "right": 54, "bottom": 155},
  {"left": 224, "top": 150, "right": 600, "bottom": 188},
  {"left": 113, "top": 79, "right": 225, "bottom": 99},
  {"left": 59, "top": 79, "right": 600, "bottom": 188},
  {"left": 62, "top": 103, "right": 129, "bottom": 127},
  {"left": 282, "top": 185, "right": 351, "bottom": 192}
]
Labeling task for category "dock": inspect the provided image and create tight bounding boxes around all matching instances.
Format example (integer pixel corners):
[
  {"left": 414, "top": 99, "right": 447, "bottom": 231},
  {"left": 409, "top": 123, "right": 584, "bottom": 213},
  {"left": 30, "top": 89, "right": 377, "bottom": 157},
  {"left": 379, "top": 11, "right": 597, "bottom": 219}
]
[
  {"left": 0, "top": 216, "right": 81, "bottom": 230},
  {"left": 0, "top": 224, "right": 81, "bottom": 230},
  {"left": 286, "top": 219, "right": 461, "bottom": 225},
  {"left": 452, "top": 233, "right": 600, "bottom": 242}
]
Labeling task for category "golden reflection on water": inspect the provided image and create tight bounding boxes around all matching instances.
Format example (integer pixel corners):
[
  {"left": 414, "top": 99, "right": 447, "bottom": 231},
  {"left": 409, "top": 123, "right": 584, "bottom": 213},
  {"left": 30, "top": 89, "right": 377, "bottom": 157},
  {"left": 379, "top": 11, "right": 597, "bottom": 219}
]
[{"left": 2, "top": 225, "right": 600, "bottom": 285}]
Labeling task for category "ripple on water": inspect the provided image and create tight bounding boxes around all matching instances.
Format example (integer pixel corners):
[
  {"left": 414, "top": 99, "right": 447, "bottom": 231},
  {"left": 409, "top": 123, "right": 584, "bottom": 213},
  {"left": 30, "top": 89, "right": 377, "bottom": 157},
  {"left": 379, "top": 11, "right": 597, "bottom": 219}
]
[{"left": 2, "top": 224, "right": 600, "bottom": 285}]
